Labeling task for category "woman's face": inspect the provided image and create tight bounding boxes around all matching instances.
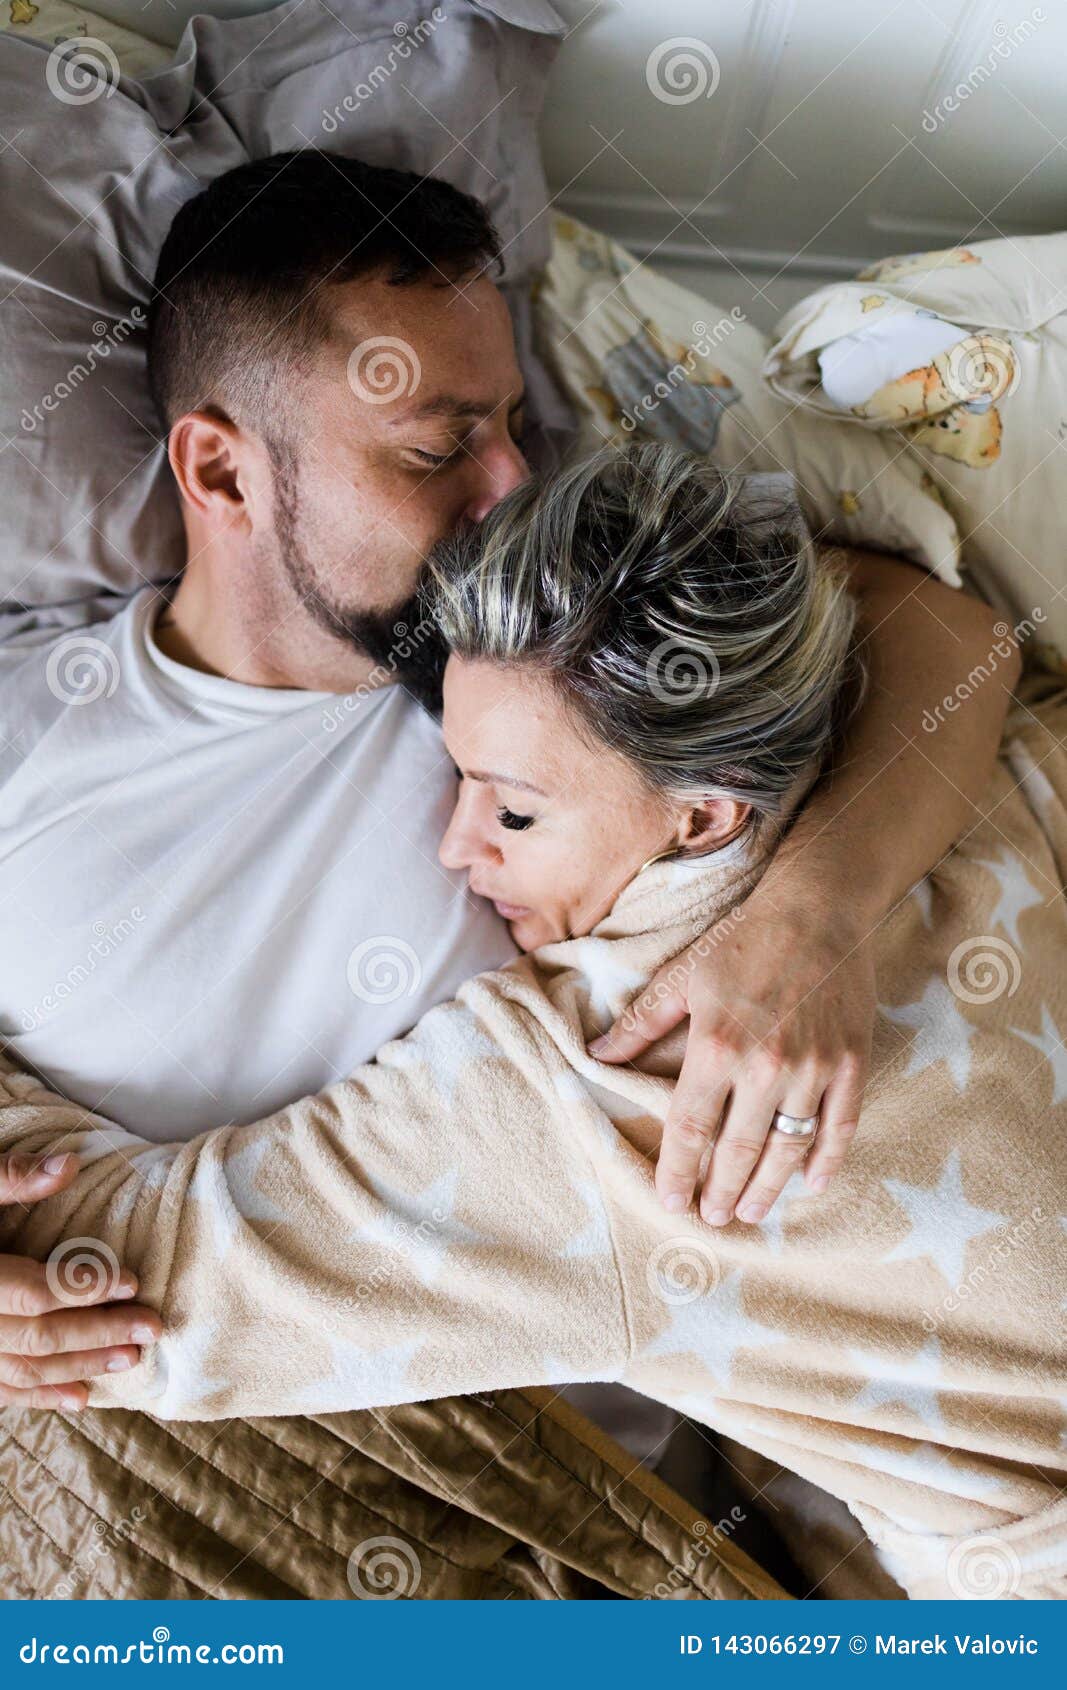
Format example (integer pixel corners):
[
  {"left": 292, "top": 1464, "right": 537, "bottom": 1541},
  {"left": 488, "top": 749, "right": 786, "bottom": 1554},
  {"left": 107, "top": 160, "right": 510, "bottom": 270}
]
[{"left": 438, "top": 657, "right": 688, "bottom": 950}]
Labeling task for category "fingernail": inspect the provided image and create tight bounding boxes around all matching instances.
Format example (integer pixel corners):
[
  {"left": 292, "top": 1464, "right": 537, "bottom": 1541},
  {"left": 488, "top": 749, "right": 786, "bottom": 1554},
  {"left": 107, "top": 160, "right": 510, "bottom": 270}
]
[
  {"left": 61, "top": 1393, "right": 83, "bottom": 1411},
  {"left": 738, "top": 1203, "right": 767, "bottom": 1224},
  {"left": 703, "top": 1207, "right": 732, "bottom": 1227},
  {"left": 131, "top": 1324, "right": 157, "bottom": 1344},
  {"left": 107, "top": 1354, "right": 134, "bottom": 1373},
  {"left": 809, "top": 1175, "right": 830, "bottom": 1195},
  {"left": 44, "top": 1154, "right": 70, "bottom": 1176},
  {"left": 588, "top": 1036, "right": 610, "bottom": 1057},
  {"left": 114, "top": 1278, "right": 138, "bottom": 1299},
  {"left": 663, "top": 1193, "right": 686, "bottom": 1214}
]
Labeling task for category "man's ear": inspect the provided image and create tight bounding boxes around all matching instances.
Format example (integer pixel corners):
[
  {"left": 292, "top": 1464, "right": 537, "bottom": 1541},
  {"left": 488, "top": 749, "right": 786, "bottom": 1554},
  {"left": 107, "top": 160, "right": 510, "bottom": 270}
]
[
  {"left": 675, "top": 797, "right": 752, "bottom": 856},
  {"left": 167, "top": 409, "right": 250, "bottom": 523}
]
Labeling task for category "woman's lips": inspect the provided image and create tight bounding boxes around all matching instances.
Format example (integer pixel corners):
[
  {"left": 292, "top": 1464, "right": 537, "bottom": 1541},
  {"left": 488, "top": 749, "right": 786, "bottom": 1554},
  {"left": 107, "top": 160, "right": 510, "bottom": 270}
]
[
  {"left": 491, "top": 898, "right": 531, "bottom": 921},
  {"left": 469, "top": 881, "right": 531, "bottom": 921}
]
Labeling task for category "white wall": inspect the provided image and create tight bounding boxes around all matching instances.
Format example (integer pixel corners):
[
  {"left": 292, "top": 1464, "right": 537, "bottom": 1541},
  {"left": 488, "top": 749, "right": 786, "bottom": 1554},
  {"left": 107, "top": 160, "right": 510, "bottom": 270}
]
[
  {"left": 541, "top": 0, "right": 1061, "bottom": 276},
  {"left": 87, "top": 0, "right": 1063, "bottom": 325}
]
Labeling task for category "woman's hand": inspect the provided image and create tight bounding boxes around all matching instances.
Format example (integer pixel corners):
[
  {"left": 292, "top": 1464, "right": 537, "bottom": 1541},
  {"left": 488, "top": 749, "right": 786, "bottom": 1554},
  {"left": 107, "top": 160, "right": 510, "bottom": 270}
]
[{"left": 590, "top": 890, "right": 875, "bottom": 1224}]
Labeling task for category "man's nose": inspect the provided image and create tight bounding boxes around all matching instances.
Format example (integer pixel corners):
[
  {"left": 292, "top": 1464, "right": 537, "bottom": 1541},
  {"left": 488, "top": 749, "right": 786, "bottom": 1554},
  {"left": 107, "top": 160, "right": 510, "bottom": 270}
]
[{"left": 462, "top": 437, "right": 530, "bottom": 524}]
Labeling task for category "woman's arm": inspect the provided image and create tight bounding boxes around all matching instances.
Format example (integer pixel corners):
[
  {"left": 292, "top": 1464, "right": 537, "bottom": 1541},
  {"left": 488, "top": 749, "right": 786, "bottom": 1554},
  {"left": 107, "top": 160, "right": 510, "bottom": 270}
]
[
  {"left": 596, "top": 549, "right": 1020, "bottom": 1222},
  {"left": 0, "top": 1000, "right": 629, "bottom": 1420}
]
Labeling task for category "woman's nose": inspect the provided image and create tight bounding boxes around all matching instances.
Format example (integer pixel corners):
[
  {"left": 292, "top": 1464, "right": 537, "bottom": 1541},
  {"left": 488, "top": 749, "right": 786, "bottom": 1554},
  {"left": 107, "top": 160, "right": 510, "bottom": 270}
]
[
  {"left": 462, "top": 438, "right": 530, "bottom": 525},
  {"left": 438, "top": 799, "right": 499, "bottom": 872}
]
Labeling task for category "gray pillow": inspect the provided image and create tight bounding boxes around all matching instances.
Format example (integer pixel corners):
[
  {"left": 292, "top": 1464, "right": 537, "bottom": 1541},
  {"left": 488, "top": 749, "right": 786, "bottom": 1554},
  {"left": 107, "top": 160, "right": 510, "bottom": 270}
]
[{"left": 0, "top": 0, "right": 573, "bottom": 610}]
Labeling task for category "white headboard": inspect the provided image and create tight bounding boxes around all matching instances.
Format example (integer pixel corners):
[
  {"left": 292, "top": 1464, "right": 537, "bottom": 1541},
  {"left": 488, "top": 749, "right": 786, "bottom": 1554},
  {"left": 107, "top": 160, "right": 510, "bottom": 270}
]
[{"left": 91, "top": 0, "right": 1062, "bottom": 280}]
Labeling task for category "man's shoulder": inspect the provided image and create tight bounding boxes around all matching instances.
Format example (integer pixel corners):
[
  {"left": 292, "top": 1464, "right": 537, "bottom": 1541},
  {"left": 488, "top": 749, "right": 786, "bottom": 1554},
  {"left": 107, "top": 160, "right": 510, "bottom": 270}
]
[
  {"left": 0, "top": 591, "right": 148, "bottom": 767},
  {"left": 0, "top": 590, "right": 144, "bottom": 667}
]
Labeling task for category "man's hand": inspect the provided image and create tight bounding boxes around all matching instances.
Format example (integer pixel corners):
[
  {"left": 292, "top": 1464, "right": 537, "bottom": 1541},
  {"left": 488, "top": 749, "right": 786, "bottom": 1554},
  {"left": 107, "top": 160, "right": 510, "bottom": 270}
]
[
  {"left": 0, "top": 1152, "right": 161, "bottom": 1409},
  {"left": 592, "top": 549, "right": 1019, "bottom": 1225},
  {"left": 591, "top": 895, "right": 874, "bottom": 1223}
]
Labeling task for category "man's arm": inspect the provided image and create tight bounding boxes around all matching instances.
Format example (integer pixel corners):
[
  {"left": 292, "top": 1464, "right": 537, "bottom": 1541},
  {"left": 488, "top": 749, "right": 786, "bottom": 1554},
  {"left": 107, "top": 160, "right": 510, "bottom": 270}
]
[{"left": 594, "top": 548, "right": 1020, "bottom": 1224}]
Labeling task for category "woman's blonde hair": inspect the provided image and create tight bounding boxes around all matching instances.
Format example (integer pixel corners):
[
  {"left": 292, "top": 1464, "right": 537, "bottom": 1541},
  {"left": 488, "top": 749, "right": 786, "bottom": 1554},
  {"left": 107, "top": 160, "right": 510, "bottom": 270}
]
[{"left": 425, "top": 442, "right": 859, "bottom": 819}]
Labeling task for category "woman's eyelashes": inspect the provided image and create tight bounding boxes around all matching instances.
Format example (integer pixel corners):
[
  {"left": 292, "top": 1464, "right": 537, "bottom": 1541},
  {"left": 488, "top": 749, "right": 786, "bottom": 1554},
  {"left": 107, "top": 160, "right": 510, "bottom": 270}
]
[
  {"left": 451, "top": 767, "right": 533, "bottom": 831},
  {"left": 497, "top": 806, "right": 534, "bottom": 832}
]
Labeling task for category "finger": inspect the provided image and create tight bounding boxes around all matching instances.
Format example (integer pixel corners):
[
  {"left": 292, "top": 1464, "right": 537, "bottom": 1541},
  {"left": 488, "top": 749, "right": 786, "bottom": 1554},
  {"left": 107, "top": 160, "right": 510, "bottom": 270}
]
[
  {"left": 654, "top": 1084, "right": 730, "bottom": 1214},
  {"left": 730, "top": 1072, "right": 823, "bottom": 1222},
  {"left": 0, "top": 1151, "right": 79, "bottom": 1206},
  {"left": 0, "top": 1302, "right": 161, "bottom": 1357},
  {"left": 697, "top": 1080, "right": 780, "bottom": 1225},
  {"left": 0, "top": 1345, "right": 142, "bottom": 1390},
  {"left": 0, "top": 1379, "right": 88, "bottom": 1412},
  {"left": 0, "top": 1255, "right": 138, "bottom": 1319},
  {"left": 733, "top": 1120, "right": 819, "bottom": 1224},
  {"left": 804, "top": 1057, "right": 868, "bottom": 1193},
  {"left": 589, "top": 972, "right": 688, "bottom": 1063},
  {"left": 651, "top": 1013, "right": 751, "bottom": 1211}
]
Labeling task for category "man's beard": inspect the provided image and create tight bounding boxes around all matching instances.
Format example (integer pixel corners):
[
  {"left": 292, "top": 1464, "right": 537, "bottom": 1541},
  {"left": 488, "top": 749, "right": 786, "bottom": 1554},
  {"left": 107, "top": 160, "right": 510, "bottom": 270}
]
[{"left": 269, "top": 440, "right": 446, "bottom": 708}]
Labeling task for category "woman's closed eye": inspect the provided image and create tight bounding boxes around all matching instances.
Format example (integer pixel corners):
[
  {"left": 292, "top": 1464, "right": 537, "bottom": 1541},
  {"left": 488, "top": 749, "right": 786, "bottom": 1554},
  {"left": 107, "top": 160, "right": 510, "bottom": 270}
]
[{"left": 497, "top": 806, "right": 534, "bottom": 832}]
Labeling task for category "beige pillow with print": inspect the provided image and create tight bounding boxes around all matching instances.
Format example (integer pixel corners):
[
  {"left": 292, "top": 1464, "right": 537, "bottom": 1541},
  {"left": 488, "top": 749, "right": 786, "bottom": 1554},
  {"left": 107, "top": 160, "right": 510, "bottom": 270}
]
[
  {"left": 2, "top": 0, "right": 172, "bottom": 75},
  {"left": 532, "top": 213, "right": 961, "bottom": 580},
  {"left": 763, "top": 235, "right": 1067, "bottom": 673}
]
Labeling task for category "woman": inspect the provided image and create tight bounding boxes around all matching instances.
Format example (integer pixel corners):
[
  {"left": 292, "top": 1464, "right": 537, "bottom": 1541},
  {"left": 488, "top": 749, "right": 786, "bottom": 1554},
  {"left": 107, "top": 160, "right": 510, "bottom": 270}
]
[{"left": 3, "top": 444, "right": 1065, "bottom": 1598}]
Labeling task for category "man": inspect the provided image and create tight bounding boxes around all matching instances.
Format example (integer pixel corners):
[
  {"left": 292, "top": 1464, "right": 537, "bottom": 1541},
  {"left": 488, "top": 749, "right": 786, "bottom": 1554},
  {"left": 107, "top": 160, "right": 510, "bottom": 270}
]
[{"left": 0, "top": 151, "right": 1013, "bottom": 1410}]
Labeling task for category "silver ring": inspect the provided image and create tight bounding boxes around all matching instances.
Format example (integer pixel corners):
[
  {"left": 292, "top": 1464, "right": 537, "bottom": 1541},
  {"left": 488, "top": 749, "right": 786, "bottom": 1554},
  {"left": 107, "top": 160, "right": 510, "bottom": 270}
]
[{"left": 772, "top": 1111, "right": 818, "bottom": 1138}]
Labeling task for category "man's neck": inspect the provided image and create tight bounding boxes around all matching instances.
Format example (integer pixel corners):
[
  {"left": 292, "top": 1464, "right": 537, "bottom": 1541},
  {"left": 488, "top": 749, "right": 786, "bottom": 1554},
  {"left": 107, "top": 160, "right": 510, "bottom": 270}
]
[{"left": 155, "top": 563, "right": 387, "bottom": 695}]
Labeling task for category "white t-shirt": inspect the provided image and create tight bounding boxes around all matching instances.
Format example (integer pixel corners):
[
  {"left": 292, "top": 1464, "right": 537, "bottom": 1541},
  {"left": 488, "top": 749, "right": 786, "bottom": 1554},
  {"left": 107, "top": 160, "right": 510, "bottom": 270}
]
[{"left": 0, "top": 588, "right": 515, "bottom": 1140}]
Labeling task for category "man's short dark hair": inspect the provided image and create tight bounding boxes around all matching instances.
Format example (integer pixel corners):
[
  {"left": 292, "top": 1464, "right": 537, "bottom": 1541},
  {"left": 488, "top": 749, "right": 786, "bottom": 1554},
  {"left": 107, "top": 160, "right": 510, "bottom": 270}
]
[{"left": 146, "top": 149, "right": 501, "bottom": 435}]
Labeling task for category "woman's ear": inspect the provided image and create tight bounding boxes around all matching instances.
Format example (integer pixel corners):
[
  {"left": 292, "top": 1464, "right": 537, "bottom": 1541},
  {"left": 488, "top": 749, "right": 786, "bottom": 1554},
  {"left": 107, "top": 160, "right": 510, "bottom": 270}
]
[{"left": 674, "top": 798, "right": 752, "bottom": 856}]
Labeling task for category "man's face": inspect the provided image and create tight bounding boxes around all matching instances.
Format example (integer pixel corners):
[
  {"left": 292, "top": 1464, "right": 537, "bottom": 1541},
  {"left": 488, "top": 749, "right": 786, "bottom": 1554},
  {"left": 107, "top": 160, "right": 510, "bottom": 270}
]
[{"left": 259, "top": 270, "right": 530, "bottom": 666}]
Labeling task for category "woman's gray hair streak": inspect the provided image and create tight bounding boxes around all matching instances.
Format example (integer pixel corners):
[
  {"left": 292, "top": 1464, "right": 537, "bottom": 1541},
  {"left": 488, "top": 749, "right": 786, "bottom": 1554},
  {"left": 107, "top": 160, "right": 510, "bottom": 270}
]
[{"left": 425, "top": 442, "right": 859, "bottom": 819}]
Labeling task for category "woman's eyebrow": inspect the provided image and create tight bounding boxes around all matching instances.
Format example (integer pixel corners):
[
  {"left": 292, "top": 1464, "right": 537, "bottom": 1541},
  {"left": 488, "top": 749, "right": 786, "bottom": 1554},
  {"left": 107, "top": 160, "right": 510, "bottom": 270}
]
[{"left": 465, "top": 768, "right": 547, "bottom": 797}]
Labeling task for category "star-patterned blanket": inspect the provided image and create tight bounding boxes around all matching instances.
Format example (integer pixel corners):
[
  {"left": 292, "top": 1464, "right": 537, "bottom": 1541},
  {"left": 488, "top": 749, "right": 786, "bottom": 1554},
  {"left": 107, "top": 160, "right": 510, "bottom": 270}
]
[{"left": 1, "top": 691, "right": 1065, "bottom": 1601}]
